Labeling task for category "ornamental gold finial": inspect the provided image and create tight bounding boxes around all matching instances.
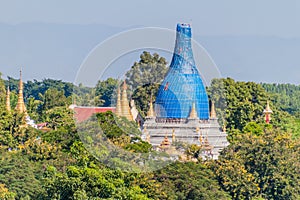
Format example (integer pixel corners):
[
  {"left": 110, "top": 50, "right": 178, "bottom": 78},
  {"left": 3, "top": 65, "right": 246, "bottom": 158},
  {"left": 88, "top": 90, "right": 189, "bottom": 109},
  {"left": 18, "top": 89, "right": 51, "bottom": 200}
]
[
  {"left": 210, "top": 101, "right": 217, "bottom": 119},
  {"left": 147, "top": 94, "right": 155, "bottom": 118},
  {"left": 6, "top": 86, "right": 11, "bottom": 111},
  {"left": 189, "top": 102, "right": 198, "bottom": 119}
]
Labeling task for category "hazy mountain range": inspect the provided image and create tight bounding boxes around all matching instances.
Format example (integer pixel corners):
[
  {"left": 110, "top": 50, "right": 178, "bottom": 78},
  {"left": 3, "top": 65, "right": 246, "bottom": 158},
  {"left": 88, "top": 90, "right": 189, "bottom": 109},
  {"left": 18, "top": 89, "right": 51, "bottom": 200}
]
[{"left": 0, "top": 23, "right": 299, "bottom": 85}]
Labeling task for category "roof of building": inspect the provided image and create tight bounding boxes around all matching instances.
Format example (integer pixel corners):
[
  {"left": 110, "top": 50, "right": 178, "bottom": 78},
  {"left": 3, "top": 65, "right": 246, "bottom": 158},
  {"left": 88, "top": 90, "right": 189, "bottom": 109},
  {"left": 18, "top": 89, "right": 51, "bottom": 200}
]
[{"left": 73, "top": 106, "right": 116, "bottom": 122}]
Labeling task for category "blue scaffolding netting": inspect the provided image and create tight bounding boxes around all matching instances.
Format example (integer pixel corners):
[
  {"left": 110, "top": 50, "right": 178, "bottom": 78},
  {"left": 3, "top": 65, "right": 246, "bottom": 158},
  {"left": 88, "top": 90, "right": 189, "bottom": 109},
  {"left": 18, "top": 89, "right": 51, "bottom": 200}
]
[{"left": 155, "top": 23, "right": 209, "bottom": 120}]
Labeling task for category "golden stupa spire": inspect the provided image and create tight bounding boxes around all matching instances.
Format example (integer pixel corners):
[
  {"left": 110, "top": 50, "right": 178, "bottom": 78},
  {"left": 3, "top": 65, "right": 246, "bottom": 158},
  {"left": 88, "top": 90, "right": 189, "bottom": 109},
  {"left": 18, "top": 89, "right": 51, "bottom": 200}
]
[
  {"left": 115, "top": 85, "right": 122, "bottom": 116},
  {"left": 189, "top": 102, "right": 198, "bottom": 119},
  {"left": 146, "top": 94, "right": 155, "bottom": 118},
  {"left": 172, "top": 128, "right": 175, "bottom": 143},
  {"left": 15, "top": 69, "right": 27, "bottom": 114},
  {"left": 6, "top": 86, "right": 11, "bottom": 111},
  {"left": 121, "top": 80, "right": 133, "bottom": 121},
  {"left": 210, "top": 101, "right": 217, "bottom": 119},
  {"left": 160, "top": 135, "right": 171, "bottom": 149}
]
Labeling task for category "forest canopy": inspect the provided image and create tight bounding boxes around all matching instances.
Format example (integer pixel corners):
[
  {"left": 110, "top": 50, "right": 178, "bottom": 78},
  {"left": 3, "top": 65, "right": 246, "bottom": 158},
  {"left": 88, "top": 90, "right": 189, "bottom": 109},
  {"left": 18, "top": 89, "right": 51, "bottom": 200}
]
[{"left": 1, "top": 52, "right": 300, "bottom": 199}]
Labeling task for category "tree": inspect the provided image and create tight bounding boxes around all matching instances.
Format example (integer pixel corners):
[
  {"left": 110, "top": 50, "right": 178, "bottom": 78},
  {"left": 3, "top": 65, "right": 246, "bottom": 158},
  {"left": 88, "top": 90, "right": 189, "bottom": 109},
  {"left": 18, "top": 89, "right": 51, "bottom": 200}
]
[
  {"left": 41, "top": 88, "right": 70, "bottom": 111},
  {"left": 96, "top": 111, "right": 149, "bottom": 152},
  {"left": 0, "top": 151, "right": 43, "bottom": 199},
  {"left": 131, "top": 83, "right": 160, "bottom": 118},
  {"left": 126, "top": 51, "right": 168, "bottom": 89},
  {"left": 26, "top": 96, "right": 43, "bottom": 120},
  {"left": 152, "top": 162, "right": 230, "bottom": 199},
  {"left": 261, "top": 83, "right": 300, "bottom": 116},
  {"left": 207, "top": 78, "right": 300, "bottom": 141},
  {"left": 0, "top": 183, "right": 16, "bottom": 200},
  {"left": 0, "top": 72, "right": 6, "bottom": 109},
  {"left": 211, "top": 127, "right": 300, "bottom": 200},
  {"left": 125, "top": 51, "right": 168, "bottom": 117},
  {"left": 95, "top": 78, "right": 118, "bottom": 107},
  {"left": 41, "top": 162, "right": 151, "bottom": 199}
]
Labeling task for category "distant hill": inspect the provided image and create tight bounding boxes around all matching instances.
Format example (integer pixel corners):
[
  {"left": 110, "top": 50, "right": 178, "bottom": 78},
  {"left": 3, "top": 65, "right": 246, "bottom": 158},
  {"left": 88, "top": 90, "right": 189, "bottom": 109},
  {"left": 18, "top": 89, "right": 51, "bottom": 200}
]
[{"left": 0, "top": 23, "right": 300, "bottom": 85}]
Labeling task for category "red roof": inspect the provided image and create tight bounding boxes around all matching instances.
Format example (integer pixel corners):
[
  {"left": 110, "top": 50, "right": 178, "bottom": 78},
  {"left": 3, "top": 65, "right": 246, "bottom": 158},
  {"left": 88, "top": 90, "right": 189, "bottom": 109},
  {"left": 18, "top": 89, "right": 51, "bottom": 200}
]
[{"left": 73, "top": 106, "right": 116, "bottom": 122}]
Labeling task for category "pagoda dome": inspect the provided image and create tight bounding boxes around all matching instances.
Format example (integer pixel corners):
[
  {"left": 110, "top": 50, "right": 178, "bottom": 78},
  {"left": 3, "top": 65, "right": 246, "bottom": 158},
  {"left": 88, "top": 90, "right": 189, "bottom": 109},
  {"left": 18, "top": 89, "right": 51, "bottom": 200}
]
[{"left": 155, "top": 23, "right": 209, "bottom": 120}]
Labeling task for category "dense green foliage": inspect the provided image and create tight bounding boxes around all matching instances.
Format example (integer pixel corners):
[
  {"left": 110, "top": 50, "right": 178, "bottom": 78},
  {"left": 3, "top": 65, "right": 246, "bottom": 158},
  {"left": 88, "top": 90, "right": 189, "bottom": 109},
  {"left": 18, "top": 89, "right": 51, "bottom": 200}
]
[
  {"left": 126, "top": 51, "right": 168, "bottom": 117},
  {"left": 211, "top": 128, "right": 300, "bottom": 199},
  {"left": 1, "top": 55, "right": 300, "bottom": 199},
  {"left": 209, "top": 78, "right": 300, "bottom": 141},
  {"left": 95, "top": 78, "right": 118, "bottom": 107},
  {"left": 261, "top": 83, "right": 300, "bottom": 116},
  {"left": 153, "top": 162, "right": 230, "bottom": 199}
]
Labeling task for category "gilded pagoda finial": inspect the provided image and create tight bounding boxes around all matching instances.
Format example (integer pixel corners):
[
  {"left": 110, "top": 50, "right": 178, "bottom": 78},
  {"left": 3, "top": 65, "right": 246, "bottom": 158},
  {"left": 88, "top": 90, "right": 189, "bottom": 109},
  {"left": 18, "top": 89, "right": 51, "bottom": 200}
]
[
  {"left": 115, "top": 85, "right": 122, "bottom": 116},
  {"left": 6, "top": 86, "right": 11, "bottom": 111},
  {"left": 15, "top": 69, "right": 27, "bottom": 114},
  {"left": 189, "top": 102, "right": 198, "bottom": 119},
  {"left": 210, "top": 101, "right": 217, "bottom": 119},
  {"left": 121, "top": 80, "right": 133, "bottom": 121},
  {"left": 122, "top": 79, "right": 127, "bottom": 90},
  {"left": 146, "top": 94, "right": 155, "bottom": 118}
]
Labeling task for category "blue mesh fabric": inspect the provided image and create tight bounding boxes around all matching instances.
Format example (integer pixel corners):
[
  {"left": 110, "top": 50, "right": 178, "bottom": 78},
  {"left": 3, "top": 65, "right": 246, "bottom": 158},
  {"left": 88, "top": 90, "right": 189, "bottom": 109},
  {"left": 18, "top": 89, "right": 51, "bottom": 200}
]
[{"left": 155, "top": 23, "right": 209, "bottom": 120}]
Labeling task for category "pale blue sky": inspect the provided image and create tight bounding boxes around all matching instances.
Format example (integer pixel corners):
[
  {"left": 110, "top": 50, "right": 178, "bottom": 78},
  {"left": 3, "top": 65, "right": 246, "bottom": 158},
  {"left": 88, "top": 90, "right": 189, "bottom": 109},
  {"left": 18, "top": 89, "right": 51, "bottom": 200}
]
[
  {"left": 1, "top": 0, "right": 300, "bottom": 37},
  {"left": 0, "top": 0, "right": 300, "bottom": 84}
]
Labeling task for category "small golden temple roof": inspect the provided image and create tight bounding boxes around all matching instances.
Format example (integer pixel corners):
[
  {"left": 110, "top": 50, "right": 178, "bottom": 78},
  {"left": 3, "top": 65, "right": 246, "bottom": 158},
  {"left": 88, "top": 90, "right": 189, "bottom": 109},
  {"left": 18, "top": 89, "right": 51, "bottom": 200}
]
[
  {"left": 202, "top": 136, "right": 213, "bottom": 151},
  {"left": 120, "top": 80, "right": 133, "bottom": 121},
  {"left": 146, "top": 95, "right": 155, "bottom": 118},
  {"left": 160, "top": 135, "right": 171, "bottom": 149}
]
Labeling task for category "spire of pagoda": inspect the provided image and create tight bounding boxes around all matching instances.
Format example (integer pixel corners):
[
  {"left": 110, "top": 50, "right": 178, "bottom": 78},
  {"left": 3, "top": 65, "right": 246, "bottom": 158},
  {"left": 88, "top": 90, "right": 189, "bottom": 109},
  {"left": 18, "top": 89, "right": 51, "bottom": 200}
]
[
  {"left": 263, "top": 100, "right": 273, "bottom": 124},
  {"left": 15, "top": 69, "right": 27, "bottom": 114},
  {"left": 6, "top": 86, "right": 11, "bottom": 112},
  {"left": 188, "top": 102, "right": 198, "bottom": 119},
  {"left": 121, "top": 80, "right": 133, "bottom": 121},
  {"left": 210, "top": 101, "right": 217, "bottom": 119},
  {"left": 172, "top": 128, "right": 175, "bottom": 143},
  {"left": 146, "top": 94, "right": 155, "bottom": 118},
  {"left": 115, "top": 85, "right": 122, "bottom": 117}
]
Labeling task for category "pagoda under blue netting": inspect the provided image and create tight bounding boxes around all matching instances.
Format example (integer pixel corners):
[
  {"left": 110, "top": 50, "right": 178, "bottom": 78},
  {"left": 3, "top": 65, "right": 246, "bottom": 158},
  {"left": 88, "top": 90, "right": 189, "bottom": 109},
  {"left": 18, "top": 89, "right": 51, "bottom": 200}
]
[{"left": 155, "top": 23, "right": 209, "bottom": 120}]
